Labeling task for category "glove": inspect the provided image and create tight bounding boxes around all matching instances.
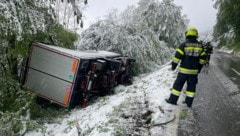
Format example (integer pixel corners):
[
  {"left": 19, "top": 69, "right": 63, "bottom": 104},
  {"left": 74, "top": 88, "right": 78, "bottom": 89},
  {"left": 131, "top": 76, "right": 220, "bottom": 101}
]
[{"left": 171, "top": 62, "right": 178, "bottom": 71}]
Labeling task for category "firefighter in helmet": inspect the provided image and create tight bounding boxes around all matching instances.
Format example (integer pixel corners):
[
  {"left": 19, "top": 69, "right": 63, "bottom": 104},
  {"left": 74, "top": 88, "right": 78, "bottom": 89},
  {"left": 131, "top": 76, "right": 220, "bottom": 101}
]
[
  {"left": 203, "top": 41, "right": 213, "bottom": 65},
  {"left": 165, "top": 27, "right": 206, "bottom": 107}
]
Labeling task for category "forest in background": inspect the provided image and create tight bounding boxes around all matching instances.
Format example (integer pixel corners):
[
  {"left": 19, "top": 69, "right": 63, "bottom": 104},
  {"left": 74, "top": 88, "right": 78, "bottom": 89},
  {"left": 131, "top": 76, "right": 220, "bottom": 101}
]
[
  {"left": 76, "top": 0, "right": 187, "bottom": 73},
  {"left": 213, "top": 0, "right": 240, "bottom": 52}
]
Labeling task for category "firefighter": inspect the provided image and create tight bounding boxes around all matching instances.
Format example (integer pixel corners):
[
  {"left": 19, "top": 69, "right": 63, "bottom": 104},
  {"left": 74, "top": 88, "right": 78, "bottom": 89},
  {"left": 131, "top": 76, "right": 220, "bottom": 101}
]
[
  {"left": 203, "top": 41, "right": 213, "bottom": 65},
  {"left": 165, "top": 27, "right": 206, "bottom": 107}
]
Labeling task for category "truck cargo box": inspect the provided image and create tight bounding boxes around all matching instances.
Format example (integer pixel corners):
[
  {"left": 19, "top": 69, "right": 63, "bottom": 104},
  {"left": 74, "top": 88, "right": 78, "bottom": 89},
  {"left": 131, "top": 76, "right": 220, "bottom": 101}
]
[{"left": 24, "top": 42, "right": 134, "bottom": 108}]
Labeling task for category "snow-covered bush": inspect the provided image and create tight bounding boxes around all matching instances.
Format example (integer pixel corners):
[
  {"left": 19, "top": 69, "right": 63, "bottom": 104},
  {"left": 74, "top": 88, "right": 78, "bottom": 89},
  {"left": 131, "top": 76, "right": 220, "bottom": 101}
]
[
  {"left": 77, "top": 0, "right": 187, "bottom": 74},
  {"left": 0, "top": 77, "right": 34, "bottom": 135}
]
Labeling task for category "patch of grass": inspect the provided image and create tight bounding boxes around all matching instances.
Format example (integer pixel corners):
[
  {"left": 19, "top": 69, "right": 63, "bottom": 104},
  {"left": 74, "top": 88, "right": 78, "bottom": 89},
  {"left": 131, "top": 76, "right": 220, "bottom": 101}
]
[
  {"left": 99, "top": 97, "right": 109, "bottom": 104},
  {"left": 82, "top": 125, "right": 94, "bottom": 135},
  {"left": 113, "top": 125, "right": 128, "bottom": 136},
  {"left": 108, "top": 118, "right": 119, "bottom": 124},
  {"left": 97, "top": 125, "right": 110, "bottom": 133},
  {"left": 29, "top": 97, "right": 70, "bottom": 123},
  {"left": 179, "top": 111, "right": 188, "bottom": 119},
  {"left": 67, "top": 120, "right": 78, "bottom": 127}
]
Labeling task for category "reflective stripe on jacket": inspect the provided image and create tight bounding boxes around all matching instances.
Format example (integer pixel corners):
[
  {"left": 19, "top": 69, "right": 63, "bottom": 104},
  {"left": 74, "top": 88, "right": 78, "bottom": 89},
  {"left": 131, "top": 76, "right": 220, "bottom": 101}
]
[{"left": 172, "top": 38, "right": 206, "bottom": 74}]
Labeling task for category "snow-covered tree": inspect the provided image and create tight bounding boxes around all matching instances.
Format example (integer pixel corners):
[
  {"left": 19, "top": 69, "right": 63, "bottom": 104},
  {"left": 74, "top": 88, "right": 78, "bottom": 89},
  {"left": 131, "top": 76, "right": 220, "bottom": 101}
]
[
  {"left": 76, "top": 0, "right": 188, "bottom": 73},
  {"left": 0, "top": 0, "right": 87, "bottom": 135},
  {"left": 0, "top": 0, "right": 87, "bottom": 78},
  {"left": 213, "top": 0, "right": 240, "bottom": 48}
]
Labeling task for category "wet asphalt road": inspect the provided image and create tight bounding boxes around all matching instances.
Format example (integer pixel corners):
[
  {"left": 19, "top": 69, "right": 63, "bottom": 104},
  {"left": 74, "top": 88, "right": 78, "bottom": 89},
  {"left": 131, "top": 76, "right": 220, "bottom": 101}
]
[{"left": 190, "top": 51, "right": 240, "bottom": 136}]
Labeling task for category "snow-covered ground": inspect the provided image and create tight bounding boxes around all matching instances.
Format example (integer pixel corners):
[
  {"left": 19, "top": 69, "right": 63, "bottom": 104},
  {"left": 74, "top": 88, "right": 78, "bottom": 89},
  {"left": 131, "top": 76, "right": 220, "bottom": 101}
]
[{"left": 25, "top": 63, "right": 190, "bottom": 136}]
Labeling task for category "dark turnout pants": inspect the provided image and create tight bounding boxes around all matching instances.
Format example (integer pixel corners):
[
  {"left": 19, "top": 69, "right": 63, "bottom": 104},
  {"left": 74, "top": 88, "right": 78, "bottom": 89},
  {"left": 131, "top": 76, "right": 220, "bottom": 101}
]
[{"left": 168, "top": 72, "right": 198, "bottom": 107}]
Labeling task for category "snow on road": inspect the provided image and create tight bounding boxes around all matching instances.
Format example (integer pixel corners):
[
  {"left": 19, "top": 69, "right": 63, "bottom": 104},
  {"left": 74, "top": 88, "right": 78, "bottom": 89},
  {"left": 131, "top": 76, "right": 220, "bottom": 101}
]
[{"left": 26, "top": 63, "right": 183, "bottom": 136}]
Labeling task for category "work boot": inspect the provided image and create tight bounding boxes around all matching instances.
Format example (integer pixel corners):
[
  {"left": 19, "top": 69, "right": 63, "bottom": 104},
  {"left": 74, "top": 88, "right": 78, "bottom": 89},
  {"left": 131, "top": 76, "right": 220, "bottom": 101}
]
[
  {"left": 165, "top": 99, "right": 177, "bottom": 105},
  {"left": 182, "top": 101, "right": 192, "bottom": 108},
  {"left": 186, "top": 103, "right": 192, "bottom": 108},
  {"left": 183, "top": 101, "right": 192, "bottom": 107},
  {"left": 185, "top": 97, "right": 194, "bottom": 108}
]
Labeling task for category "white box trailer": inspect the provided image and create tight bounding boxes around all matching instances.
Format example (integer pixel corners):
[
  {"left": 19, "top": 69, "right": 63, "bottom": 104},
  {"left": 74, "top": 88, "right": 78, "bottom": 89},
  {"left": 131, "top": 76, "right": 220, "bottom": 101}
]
[{"left": 24, "top": 42, "right": 134, "bottom": 108}]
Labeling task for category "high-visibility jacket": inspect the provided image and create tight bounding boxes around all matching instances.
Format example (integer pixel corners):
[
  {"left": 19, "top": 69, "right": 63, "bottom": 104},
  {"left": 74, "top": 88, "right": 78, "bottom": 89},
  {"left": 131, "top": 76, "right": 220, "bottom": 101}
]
[
  {"left": 172, "top": 38, "right": 206, "bottom": 74},
  {"left": 204, "top": 43, "right": 213, "bottom": 55}
]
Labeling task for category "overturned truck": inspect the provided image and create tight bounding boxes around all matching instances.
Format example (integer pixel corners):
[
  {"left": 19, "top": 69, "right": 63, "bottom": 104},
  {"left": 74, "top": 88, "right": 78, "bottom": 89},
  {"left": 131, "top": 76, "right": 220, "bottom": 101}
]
[{"left": 24, "top": 42, "right": 135, "bottom": 108}]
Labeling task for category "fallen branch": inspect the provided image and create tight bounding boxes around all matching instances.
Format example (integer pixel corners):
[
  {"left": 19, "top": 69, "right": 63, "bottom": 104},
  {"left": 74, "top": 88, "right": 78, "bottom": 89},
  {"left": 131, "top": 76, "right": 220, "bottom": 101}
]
[{"left": 152, "top": 114, "right": 176, "bottom": 127}]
